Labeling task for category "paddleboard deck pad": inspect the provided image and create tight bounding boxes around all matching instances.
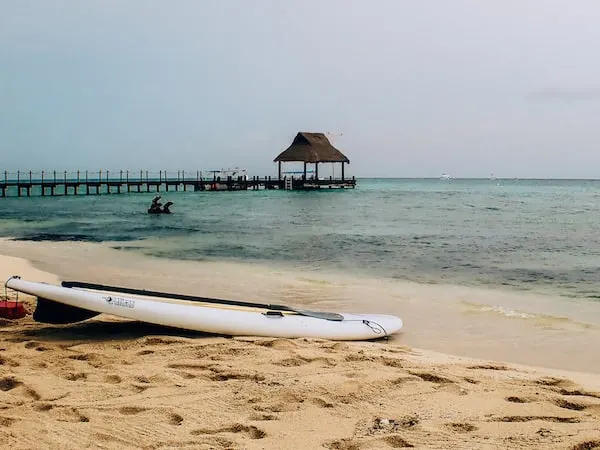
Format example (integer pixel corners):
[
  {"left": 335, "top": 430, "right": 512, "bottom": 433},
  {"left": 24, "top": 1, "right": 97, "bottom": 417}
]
[{"left": 4, "top": 276, "right": 403, "bottom": 341}]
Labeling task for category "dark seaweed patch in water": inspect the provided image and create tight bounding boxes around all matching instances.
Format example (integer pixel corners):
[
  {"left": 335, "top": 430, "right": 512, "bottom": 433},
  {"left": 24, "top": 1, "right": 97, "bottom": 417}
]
[
  {"left": 12, "top": 233, "right": 105, "bottom": 243},
  {"left": 501, "top": 268, "right": 556, "bottom": 283}
]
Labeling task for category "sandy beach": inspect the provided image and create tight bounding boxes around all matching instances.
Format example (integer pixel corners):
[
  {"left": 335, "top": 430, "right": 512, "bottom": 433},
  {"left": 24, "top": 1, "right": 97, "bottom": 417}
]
[{"left": 2, "top": 253, "right": 600, "bottom": 449}]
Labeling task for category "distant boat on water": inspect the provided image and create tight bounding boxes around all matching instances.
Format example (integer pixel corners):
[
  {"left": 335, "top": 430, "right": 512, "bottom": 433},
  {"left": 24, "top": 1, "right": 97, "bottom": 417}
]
[{"left": 440, "top": 173, "right": 452, "bottom": 180}]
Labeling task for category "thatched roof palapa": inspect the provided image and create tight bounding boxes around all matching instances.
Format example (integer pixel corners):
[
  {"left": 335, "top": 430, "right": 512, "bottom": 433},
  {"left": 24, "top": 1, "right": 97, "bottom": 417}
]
[{"left": 273, "top": 132, "right": 350, "bottom": 164}]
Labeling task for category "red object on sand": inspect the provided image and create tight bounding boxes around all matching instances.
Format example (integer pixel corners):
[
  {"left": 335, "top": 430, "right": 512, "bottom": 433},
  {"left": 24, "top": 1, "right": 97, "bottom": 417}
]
[{"left": 0, "top": 299, "right": 26, "bottom": 319}]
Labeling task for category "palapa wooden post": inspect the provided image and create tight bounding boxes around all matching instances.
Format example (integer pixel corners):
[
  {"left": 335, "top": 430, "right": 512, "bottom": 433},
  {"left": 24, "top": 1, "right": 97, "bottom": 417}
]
[{"left": 64, "top": 171, "right": 67, "bottom": 195}]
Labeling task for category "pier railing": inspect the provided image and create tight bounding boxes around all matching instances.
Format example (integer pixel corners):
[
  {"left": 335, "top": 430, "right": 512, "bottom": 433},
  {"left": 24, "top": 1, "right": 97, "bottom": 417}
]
[
  {"left": 2, "top": 170, "right": 212, "bottom": 184},
  {"left": 0, "top": 169, "right": 356, "bottom": 197}
]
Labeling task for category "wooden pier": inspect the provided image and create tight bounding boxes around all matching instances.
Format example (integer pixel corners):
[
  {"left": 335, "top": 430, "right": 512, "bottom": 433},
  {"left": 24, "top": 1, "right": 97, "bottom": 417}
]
[{"left": 0, "top": 170, "right": 356, "bottom": 198}]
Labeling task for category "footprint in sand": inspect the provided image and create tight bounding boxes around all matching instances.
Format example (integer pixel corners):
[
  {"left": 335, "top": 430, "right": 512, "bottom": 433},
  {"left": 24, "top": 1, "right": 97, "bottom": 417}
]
[
  {"left": 104, "top": 375, "right": 122, "bottom": 384},
  {"left": 119, "top": 407, "right": 147, "bottom": 415},
  {"left": 571, "top": 441, "right": 600, "bottom": 450},
  {"left": 67, "top": 353, "right": 97, "bottom": 362},
  {"left": 248, "top": 413, "right": 278, "bottom": 421},
  {"left": 408, "top": 371, "right": 453, "bottom": 384},
  {"left": 0, "top": 377, "right": 22, "bottom": 391},
  {"left": 0, "top": 416, "right": 17, "bottom": 427},
  {"left": 33, "top": 403, "right": 54, "bottom": 412},
  {"left": 506, "top": 396, "right": 530, "bottom": 403},
  {"left": 64, "top": 372, "right": 87, "bottom": 382},
  {"left": 191, "top": 423, "right": 266, "bottom": 439},
  {"left": 312, "top": 398, "right": 335, "bottom": 408},
  {"left": 554, "top": 399, "right": 588, "bottom": 411},
  {"left": 24, "top": 341, "right": 51, "bottom": 352},
  {"left": 380, "top": 435, "right": 414, "bottom": 448},
  {"left": 445, "top": 422, "right": 478, "bottom": 433},
  {"left": 168, "top": 413, "right": 184, "bottom": 425},
  {"left": 0, "top": 356, "right": 19, "bottom": 367},
  {"left": 24, "top": 387, "right": 41, "bottom": 400},
  {"left": 323, "top": 438, "right": 361, "bottom": 450},
  {"left": 136, "top": 350, "right": 155, "bottom": 356},
  {"left": 134, "top": 375, "right": 151, "bottom": 384},
  {"left": 209, "top": 369, "right": 265, "bottom": 382}
]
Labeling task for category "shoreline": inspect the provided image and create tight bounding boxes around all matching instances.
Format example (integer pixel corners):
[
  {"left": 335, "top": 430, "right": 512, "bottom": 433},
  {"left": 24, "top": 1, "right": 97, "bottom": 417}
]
[
  {"left": 2, "top": 237, "right": 600, "bottom": 374},
  {"left": 1, "top": 252, "right": 600, "bottom": 448},
  {"left": 1, "top": 250, "right": 598, "bottom": 386}
]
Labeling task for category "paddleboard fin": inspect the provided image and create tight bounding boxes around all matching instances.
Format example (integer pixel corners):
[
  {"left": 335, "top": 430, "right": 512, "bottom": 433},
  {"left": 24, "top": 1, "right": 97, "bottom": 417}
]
[{"left": 33, "top": 297, "right": 100, "bottom": 324}]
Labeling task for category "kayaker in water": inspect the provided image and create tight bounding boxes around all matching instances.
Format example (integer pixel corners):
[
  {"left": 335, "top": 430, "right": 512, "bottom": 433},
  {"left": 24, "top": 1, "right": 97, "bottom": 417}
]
[{"left": 148, "top": 196, "right": 173, "bottom": 214}]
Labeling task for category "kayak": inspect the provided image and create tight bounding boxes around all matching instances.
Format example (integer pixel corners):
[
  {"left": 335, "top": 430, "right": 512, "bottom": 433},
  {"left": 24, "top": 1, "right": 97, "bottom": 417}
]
[{"left": 4, "top": 276, "right": 403, "bottom": 341}]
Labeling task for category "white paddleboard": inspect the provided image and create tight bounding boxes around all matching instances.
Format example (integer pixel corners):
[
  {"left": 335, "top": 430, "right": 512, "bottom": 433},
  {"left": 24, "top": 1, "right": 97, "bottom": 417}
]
[{"left": 5, "top": 277, "right": 403, "bottom": 341}]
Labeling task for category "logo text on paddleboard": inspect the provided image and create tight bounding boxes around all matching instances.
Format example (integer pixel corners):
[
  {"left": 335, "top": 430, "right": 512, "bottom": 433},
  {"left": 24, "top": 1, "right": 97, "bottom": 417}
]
[{"left": 103, "top": 296, "right": 135, "bottom": 309}]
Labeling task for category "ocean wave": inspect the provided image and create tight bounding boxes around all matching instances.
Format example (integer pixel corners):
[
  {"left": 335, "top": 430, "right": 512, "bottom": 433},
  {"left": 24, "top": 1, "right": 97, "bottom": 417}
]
[{"left": 461, "top": 301, "right": 595, "bottom": 329}]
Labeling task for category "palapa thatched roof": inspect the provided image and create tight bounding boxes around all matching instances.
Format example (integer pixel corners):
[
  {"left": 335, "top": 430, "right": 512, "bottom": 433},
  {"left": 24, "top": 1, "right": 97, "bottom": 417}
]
[{"left": 273, "top": 132, "right": 350, "bottom": 163}]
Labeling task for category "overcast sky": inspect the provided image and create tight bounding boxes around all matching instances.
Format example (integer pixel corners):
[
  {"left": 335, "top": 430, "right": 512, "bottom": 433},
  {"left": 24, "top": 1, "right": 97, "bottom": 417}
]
[{"left": 1, "top": 1, "right": 600, "bottom": 178}]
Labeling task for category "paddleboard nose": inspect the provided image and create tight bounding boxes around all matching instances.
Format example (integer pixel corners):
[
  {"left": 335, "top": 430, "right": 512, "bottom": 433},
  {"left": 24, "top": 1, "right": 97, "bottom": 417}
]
[{"left": 370, "top": 314, "right": 403, "bottom": 336}]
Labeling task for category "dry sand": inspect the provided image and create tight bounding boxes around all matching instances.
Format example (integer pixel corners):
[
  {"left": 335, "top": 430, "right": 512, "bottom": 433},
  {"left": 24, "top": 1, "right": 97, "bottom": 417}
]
[{"left": 1, "top": 255, "right": 600, "bottom": 449}]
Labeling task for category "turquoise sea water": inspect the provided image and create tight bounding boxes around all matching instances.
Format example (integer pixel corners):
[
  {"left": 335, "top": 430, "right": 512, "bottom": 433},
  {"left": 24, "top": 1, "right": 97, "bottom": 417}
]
[{"left": 2, "top": 178, "right": 600, "bottom": 300}]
